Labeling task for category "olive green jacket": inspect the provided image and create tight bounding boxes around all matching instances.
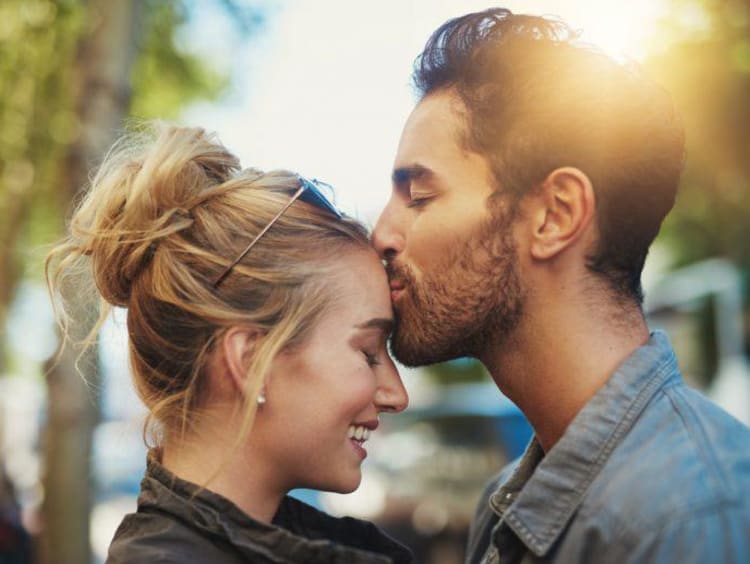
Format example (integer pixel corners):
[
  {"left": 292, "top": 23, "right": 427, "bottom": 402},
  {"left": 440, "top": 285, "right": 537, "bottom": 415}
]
[{"left": 107, "top": 456, "right": 412, "bottom": 564}]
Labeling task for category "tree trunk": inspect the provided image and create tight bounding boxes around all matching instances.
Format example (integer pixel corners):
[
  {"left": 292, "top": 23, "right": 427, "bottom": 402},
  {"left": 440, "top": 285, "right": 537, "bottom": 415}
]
[{"left": 41, "top": 2, "right": 140, "bottom": 563}]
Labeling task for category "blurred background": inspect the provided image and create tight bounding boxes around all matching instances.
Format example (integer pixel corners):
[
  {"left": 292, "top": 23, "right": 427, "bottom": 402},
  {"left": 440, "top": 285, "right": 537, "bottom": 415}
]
[{"left": 1, "top": 0, "right": 749, "bottom": 563}]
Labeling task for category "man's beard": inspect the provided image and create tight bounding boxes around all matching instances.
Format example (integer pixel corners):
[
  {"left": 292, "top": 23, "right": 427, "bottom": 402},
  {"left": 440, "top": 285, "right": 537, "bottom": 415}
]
[{"left": 387, "top": 208, "right": 525, "bottom": 367}]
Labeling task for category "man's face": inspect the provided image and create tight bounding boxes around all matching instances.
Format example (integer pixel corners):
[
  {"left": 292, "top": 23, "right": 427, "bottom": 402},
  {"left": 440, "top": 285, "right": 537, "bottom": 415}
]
[{"left": 372, "top": 91, "right": 525, "bottom": 366}]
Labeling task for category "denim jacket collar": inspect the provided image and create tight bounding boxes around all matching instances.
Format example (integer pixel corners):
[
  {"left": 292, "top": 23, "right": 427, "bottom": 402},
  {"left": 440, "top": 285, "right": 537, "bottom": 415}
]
[{"left": 493, "top": 331, "right": 680, "bottom": 557}]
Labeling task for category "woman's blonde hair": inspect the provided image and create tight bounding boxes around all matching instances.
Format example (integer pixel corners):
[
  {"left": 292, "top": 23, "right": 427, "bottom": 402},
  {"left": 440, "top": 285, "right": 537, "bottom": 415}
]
[{"left": 46, "top": 122, "right": 370, "bottom": 449}]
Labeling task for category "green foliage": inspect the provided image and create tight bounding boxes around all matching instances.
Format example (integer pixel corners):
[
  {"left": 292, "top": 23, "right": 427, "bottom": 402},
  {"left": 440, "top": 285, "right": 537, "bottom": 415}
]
[
  {"left": 0, "top": 0, "right": 85, "bottom": 281},
  {"left": 0, "top": 0, "right": 230, "bottom": 284},
  {"left": 130, "top": 1, "right": 228, "bottom": 119},
  {"left": 0, "top": 0, "right": 234, "bottom": 375},
  {"left": 643, "top": 0, "right": 750, "bottom": 358},
  {"left": 425, "top": 358, "right": 490, "bottom": 385},
  {"left": 647, "top": 0, "right": 750, "bottom": 270}
]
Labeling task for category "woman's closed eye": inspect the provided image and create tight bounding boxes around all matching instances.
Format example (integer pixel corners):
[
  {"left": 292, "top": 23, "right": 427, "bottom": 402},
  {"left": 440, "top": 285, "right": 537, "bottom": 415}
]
[{"left": 363, "top": 350, "right": 381, "bottom": 367}]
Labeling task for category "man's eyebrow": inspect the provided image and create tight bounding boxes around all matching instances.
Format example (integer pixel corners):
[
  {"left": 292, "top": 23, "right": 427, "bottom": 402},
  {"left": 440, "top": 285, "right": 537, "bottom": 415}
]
[
  {"left": 391, "top": 164, "right": 432, "bottom": 186},
  {"left": 355, "top": 318, "right": 394, "bottom": 333}
]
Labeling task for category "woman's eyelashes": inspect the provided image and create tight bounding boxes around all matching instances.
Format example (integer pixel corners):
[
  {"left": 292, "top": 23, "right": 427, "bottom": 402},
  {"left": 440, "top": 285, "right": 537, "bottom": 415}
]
[{"left": 363, "top": 350, "right": 380, "bottom": 367}]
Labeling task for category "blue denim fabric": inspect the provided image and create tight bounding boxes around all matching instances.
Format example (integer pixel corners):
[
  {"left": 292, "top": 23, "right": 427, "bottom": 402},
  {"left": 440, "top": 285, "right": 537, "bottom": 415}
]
[{"left": 466, "top": 331, "right": 750, "bottom": 564}]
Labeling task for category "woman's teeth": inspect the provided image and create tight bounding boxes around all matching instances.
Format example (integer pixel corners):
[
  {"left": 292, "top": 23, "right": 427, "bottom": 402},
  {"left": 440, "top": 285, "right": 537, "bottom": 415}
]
[{"left": 347, "top": 424, "right": 371, "bottom": 441}]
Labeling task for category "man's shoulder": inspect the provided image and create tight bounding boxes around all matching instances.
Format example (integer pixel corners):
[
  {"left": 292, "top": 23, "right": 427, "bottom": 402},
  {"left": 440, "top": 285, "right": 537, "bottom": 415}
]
[
  {"left": 553, "top": 381, "right": 750, "bottom": 562},
  {"left": 584, "top": 380, "right": 750, "bottom": 528}
]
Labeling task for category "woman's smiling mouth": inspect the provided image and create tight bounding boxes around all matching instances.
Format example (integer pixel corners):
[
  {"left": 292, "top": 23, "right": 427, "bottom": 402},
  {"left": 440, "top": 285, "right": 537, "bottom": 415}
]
[{"left": 347, "top": 421, "right": 378, "bottom": 459}]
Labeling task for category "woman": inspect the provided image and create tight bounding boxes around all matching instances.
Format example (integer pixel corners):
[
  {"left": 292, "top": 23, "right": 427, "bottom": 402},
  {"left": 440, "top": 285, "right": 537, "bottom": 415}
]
[{"left": 46, "top": 123, "right": 411, "bottom": 563}]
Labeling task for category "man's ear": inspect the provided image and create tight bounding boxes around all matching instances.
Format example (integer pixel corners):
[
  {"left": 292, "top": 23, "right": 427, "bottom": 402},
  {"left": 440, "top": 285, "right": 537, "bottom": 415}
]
[
  {"left": 529, "top": 167, "right": 596, "bottom": 260},
  {"left": 219, "top": 326, "right": 262, "bottom": 395}
]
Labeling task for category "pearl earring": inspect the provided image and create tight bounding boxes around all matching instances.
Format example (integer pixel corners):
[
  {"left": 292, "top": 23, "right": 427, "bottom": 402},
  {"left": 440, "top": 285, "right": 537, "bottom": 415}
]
[{"left": 256, "top": 391, "right": 266, "bottom": 406}]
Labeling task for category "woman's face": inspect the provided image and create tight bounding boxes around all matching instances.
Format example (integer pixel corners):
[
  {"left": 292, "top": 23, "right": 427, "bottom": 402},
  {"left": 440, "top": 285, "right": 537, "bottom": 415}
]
[{"left": 255, "top": 249, "right": 409, "bottom": 494}]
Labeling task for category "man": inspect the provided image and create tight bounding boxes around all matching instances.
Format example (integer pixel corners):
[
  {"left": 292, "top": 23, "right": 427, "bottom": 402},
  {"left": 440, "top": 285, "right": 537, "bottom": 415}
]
[{"left": 373, "top": 8, "right": 750, "bottom": 564}]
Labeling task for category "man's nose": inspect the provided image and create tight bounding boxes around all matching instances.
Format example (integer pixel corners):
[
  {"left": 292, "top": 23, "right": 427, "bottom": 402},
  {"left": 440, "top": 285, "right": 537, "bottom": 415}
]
[{"left": 372, "top": 198, "right": 405, "bottom": 259}]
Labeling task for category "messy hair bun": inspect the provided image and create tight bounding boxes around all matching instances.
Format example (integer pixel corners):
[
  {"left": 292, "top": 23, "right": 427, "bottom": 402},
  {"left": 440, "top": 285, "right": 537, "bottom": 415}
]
[
  {"left": 68, "top": 125, "right": 240, "bottom": 305},
  {"left": 47, "top": 122, "right": 370, "bottom": 447}
]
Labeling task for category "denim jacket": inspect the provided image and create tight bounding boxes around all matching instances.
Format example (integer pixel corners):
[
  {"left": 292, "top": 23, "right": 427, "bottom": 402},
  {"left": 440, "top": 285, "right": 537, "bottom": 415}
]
[{"left": 466, "top": 331, "right": 750, "bottom": 564}]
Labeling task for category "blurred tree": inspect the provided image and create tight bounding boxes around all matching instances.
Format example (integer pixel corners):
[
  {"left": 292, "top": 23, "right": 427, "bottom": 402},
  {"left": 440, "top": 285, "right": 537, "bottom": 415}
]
[
  {"left": 42, "top": 3, "right": 141, "bottom": 562},
  {"left": 427, "top": 358, "right": 489, "bottom": 385},
  {"left": 129, "top": 1, "right": 229, "bottom": 119},
  {"left": 0, "top": 0, "right": 232, "bottom": 373},
  {"left": 0, "top": 0, "right": 84, "bottom": 375},
  {"left": 0, "top": 0, "right": 258, "bottom": 562},
  {"left": 646, "top": 0, "right": 750, "bottom": 350},
  {"left": 649, "top": 0, "right": 750, "bottom": 267}
]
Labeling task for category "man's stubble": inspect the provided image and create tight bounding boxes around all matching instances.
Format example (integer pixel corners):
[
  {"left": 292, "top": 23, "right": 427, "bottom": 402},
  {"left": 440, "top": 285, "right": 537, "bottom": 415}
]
[{"left": 388, "top": 205, "right": 525, "bottom": 367}]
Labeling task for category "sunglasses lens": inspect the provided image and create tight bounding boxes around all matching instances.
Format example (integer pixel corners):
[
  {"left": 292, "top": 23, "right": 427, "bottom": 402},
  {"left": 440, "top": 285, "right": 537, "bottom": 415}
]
[
  {"left": 298, "top": 178, "right": 342, "bottom": 217},
  {"left": 214, "top": 176, "right": 343, "bottom": 287}
]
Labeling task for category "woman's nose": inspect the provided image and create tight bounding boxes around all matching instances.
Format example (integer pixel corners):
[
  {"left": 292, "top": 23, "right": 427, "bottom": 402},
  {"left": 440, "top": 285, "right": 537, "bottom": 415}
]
[{"left": 374, "top": 359, "right": 409, "bottom": 414}]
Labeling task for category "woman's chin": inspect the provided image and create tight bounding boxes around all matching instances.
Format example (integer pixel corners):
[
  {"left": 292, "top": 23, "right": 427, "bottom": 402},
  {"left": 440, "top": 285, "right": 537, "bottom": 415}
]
[{"left": 326, "top": 474, "right": 362, "bottom": 495}]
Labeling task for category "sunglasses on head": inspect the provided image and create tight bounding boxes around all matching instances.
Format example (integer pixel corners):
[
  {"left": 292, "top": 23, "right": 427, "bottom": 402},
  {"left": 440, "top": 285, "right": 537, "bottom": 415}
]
[{"left": 212, "top": 176, "right": 342, "bottom": 288}]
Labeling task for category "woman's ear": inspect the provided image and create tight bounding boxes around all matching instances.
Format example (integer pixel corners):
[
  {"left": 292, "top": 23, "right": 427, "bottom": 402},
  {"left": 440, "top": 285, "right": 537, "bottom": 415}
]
[
  {"left": 219, "top": 327, "right": 262, "bottom": 395},
  {"left": 529, "top": 167, "right": 596, "bottom": 261}
]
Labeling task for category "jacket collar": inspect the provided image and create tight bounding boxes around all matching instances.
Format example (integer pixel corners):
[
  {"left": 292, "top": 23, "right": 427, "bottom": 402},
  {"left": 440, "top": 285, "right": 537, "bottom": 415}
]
[
  {"left": 139, "top": 455, "right": 411, "bottom": 564},
  {"left": 494, "top": 331, "right": 680, "bottom": 556}
]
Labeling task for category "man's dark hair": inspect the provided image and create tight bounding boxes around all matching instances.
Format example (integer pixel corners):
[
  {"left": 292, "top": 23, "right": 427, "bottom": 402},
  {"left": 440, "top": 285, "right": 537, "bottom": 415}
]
[{"left": 413, "top": 8, "right": 685, "bottom": 303}]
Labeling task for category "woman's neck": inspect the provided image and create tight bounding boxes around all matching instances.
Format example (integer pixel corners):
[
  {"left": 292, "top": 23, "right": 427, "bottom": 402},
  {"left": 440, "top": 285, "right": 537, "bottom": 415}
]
[{"left": 161, "top": 434, "right": 284, "bottom": 524}]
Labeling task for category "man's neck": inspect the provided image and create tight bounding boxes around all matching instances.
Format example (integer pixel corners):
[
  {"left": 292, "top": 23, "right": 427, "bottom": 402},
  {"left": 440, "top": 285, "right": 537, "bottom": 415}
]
[{"left": 480, "top": 295, "right": 649, "bottom": 452}]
